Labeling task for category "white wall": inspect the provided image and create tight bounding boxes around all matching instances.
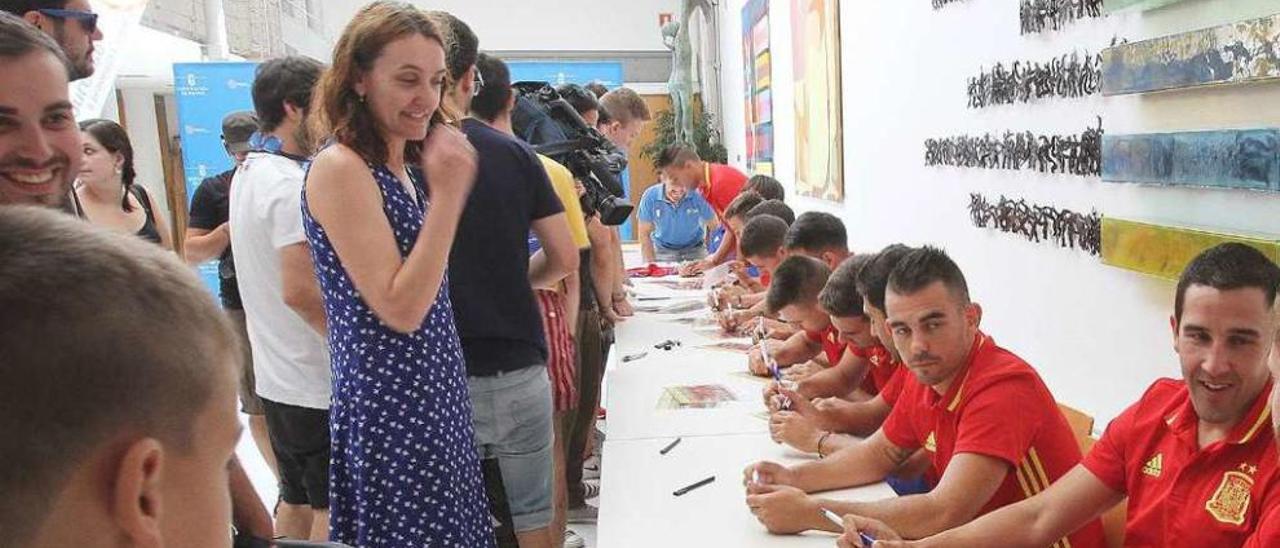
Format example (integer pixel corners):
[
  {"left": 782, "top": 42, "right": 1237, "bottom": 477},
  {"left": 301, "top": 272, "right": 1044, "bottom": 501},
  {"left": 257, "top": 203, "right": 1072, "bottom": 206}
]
[
  {"left": 325, "top": 0, "right": 680, "bottom": 53},
  {"left": 718, "top": 0, "right": 1280, "bottom": 426},
  {"left": 281, "top": 12, "right": 333, "bottom": 60},
  {"left": 107, "top": 27, "right": 207, "bottom": 226}
]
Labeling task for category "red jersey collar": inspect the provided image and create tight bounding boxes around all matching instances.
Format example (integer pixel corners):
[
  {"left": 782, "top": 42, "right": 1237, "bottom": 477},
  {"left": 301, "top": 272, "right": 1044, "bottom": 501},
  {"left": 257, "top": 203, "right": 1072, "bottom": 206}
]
[
  {"left": 1166, "top": 379, "right": 1275, "bottom": 447},
  {"left": 804, "top": 324, "right": 836, "bottom": 342},
  {"left": 929, "top": 331, "right": 990, "bottom": 412}
]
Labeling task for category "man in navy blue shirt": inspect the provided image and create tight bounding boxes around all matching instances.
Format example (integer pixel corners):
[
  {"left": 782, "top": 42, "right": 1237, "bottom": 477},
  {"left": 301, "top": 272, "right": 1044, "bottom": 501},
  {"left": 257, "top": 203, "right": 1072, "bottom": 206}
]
[
  {"left": 440, "top": 16, "right": 577, "bottom": 548},
  {"left": 637, "top": 176, "right": 715, "bottom": 263}
]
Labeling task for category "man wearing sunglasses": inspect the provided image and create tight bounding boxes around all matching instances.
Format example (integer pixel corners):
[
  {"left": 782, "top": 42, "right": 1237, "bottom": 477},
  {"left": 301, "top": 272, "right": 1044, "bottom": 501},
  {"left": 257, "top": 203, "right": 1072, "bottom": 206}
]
[{"left": 2, "top": 0, "right": 103, "bottom": 81}]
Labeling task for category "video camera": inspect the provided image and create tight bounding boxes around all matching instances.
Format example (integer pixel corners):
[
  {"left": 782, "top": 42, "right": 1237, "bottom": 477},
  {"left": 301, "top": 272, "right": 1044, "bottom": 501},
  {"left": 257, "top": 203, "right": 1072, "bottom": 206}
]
[{"left": 510, "top": 81, "right": 634, "bottom": 226}]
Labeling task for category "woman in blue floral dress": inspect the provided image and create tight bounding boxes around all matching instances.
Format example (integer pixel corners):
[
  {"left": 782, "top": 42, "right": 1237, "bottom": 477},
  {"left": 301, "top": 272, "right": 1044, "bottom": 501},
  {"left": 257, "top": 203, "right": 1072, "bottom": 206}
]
[{"left": 301, "top": 3, "right": 492, "bottom": 546}]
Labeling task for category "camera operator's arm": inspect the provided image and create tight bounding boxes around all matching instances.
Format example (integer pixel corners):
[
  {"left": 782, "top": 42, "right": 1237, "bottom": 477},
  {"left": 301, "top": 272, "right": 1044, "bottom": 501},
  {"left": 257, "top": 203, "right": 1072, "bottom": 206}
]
[
  {"left": 610, "top": 227, "right": 635, "bottom": 310},
  {"left": 586, "top": 215, "right": 621, "bottom": 324},
  {"left": 564, "top": 268, "right": 581, "bottom": 338}
]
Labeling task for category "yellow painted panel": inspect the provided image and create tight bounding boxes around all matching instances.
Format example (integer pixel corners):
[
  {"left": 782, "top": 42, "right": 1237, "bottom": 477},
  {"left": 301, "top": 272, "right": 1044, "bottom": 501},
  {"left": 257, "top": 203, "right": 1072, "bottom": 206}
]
[{"left": 1101, "top": 218, "right": 1280, "bottom": 281}]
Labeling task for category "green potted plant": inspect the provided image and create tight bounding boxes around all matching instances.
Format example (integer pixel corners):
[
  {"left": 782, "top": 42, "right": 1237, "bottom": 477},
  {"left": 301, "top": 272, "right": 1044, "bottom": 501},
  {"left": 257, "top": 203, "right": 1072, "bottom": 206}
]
[{"left": 640, "top": 107, "right": 728, "bottom": 169}]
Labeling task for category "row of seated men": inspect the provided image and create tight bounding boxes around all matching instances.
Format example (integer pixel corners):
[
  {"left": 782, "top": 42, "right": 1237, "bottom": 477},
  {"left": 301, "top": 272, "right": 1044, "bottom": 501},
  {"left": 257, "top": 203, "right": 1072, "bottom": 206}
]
[{"left": 695, "top": 196, "right": 1279, "bottom": 547}]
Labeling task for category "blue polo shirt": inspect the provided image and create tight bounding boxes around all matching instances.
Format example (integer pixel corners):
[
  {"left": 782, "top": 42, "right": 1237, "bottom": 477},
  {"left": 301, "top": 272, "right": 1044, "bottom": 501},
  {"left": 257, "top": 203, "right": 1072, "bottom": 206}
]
[{"left": 637, "top": 183, "right": 716, "bottom": 250}]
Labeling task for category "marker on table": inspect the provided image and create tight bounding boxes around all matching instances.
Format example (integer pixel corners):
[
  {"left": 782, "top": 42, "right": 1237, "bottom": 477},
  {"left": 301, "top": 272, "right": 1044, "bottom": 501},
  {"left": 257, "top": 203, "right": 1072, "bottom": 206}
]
[
  {"left": 659, "top": 437, "right": 682, "bottom": 455},
  {"left": 673, "top": 475, "right": 715, "bottom": 496},
  {"left": 822, "top": 508, "right": 877, "bottom": 547}
]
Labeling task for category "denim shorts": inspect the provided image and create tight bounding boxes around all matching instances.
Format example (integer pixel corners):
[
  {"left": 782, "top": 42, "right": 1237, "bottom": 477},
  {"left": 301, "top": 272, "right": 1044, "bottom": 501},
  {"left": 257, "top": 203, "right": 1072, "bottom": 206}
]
[
  {"left": 654, "top": 244, "right": 708, "bottom": 263},
  {"left": 469, "top": 364, "right": 554, "bottom": 532}
]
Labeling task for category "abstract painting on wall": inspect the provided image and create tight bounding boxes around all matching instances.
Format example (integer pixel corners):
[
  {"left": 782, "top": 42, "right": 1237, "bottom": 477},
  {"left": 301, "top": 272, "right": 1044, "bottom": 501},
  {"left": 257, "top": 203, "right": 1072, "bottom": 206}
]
[
  {"left": 742, "top": 0, "right": 774, "bottom": 176},
  {"left": 1101, "top": 13, "right": 1280, "bottom": 95},
  {"left": 1102, "top": 129, "right": 1280, "bottom": 192},
  {"left": 791, "top": 0, "right": 844, "bottom": 202},
  {"left": 1102, "top": 217, "right": 1280, "bottom": 280},
  {"left": 1104, "top": 0, "right": 1191, "bottom": 13}
]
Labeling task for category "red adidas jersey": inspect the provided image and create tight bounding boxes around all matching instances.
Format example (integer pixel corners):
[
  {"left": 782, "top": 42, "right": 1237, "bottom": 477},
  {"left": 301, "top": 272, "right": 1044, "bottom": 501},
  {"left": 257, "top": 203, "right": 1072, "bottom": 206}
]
[
  {"left": 1082, "top": 379, "right": 1279, "bottom": 547},
  {"left": 699, "top": 163, "right": 748, "bottom": 217},
  {"left": 882, "top": 332, "right": 1105, "bottom": 548},
  {"left": 851, "top": 342, "right": 901, "bottom": 398},
  {"left": 803, "top": 325, "right": 845, "bottom": 367}
]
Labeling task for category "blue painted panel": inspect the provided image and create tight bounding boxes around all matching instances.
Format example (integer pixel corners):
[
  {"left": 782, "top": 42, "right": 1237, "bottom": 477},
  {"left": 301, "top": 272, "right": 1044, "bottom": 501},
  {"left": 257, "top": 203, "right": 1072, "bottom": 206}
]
[
  {"left": 1102, "top": 129, "right": 1280, "bottom": 191},
  {"left": 507, "top": 61, "right": 624, "bottom": 89}
]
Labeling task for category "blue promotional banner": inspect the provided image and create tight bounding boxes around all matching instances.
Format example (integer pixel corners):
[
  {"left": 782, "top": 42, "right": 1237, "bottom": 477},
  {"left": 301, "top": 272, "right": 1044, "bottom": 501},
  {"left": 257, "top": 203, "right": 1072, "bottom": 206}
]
[
  {"left": 172, "top": 62, "right": 258, "bottom": 300},
  {"left": 507, "top": 61, "right": 624, "bottom": 89},
  {"left": 506, "top": 61, "right": 637, "bottom": 240}
]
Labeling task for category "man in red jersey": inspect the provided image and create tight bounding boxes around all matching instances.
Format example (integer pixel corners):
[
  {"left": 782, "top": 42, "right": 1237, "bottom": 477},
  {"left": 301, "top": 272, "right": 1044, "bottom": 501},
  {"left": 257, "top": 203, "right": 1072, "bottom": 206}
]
[
  {"left": 745, "top": 246, "right": 1105, "bottom": 547},
  {"left": 655, "top": 142, "right": 747, "bottom": 274}
]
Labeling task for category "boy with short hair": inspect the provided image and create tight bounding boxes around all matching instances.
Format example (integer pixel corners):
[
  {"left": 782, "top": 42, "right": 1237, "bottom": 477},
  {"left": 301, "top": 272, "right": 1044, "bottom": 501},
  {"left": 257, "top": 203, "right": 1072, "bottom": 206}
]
[{"left": 0, "top": 206, "right": 243, "bottom": 547}]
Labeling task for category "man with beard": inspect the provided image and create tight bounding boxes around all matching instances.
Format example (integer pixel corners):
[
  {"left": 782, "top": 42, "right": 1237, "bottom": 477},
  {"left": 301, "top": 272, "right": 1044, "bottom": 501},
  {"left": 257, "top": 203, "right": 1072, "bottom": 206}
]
[
  {"left": 2, "top": 0, "right": 102, "bottom": 81},
  {"left": 228, "top": 55, "right": 331, "bottom": 541},
  {"left": 0, "top": 11, "right": 78, "bottom": 208}
]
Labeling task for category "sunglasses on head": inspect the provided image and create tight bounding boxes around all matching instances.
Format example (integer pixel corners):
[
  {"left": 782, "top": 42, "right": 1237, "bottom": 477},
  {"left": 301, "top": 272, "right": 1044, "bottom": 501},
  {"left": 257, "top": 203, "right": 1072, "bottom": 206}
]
[{"left": 38, "top": 8, "right": 99, "bottom": 34}]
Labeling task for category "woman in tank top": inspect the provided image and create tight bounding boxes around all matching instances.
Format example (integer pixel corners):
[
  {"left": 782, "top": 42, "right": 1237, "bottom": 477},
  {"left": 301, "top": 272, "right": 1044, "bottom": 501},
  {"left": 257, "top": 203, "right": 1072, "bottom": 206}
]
[{"left": 75, "top": 119, "right": 171, "bottom": 249}]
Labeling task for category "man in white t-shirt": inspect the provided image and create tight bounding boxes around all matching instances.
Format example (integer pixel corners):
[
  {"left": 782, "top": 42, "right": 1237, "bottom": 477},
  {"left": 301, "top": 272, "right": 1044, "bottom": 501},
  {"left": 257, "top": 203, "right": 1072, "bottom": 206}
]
[{"left": 228, "top": 56, "right": 330, "bottom": 542}]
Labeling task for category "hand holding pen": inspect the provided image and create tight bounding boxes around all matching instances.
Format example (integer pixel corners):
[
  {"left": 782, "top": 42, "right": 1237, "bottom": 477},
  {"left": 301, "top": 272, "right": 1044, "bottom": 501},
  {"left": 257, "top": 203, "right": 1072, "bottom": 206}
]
[
  {"left": 761, "top": 340, "right": 790, "bottom": 410},
  {"left": 825, "top": 509, "right": 880, "bottom": 547}
]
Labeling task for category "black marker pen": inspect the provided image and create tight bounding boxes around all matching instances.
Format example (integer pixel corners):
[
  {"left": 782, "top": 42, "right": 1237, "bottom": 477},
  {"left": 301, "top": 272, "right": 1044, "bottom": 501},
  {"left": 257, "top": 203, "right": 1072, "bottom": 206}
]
[{"left": 673, "top": 475, "right": 715, "bottom": 496}]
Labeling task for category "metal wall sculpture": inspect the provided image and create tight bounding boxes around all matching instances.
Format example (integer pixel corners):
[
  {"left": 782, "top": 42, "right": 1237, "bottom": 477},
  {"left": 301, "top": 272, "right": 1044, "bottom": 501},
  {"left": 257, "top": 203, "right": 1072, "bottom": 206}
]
[
  {"left": 1102, "top": 128, "right": 1280, "bottom": 192},
  {"left": 1019, "top": 0, "right": 1104, "bottom": 35},
  {"left": 1101, "top": 13, "right": 1280, "bottom": 96},
  {"left": 967, "top": 51, "right": 1102, "bottom": 108},
  {"left": 1104, "top": 0, "right": 1192, "bottom": 13},
  {"left": 968, "top": 193, "right": 1102, "bottom": 255},
  {"left": 925, "top": 119, "right": 1104, "bottom": 176},
  {"left": 1102, "top": 217, "right": 1280, "bottom": 280}
]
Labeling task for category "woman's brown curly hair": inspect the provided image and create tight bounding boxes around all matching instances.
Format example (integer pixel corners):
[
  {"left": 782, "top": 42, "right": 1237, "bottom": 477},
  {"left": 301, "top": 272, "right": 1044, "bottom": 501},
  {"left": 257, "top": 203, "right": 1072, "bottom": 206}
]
[{"left": 311, "top": 1, "right": 460, "bottom": 166}]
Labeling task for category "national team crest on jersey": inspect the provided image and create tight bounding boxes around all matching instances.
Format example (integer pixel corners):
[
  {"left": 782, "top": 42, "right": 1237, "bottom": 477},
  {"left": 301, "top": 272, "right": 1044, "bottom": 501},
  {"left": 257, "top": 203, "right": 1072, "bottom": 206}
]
[
  {"left": 1205, "top": 470, "right": 1253, "bottom": 526},
  {"left": 869, "top": 352, "right": 884, "bottom": 367}
]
